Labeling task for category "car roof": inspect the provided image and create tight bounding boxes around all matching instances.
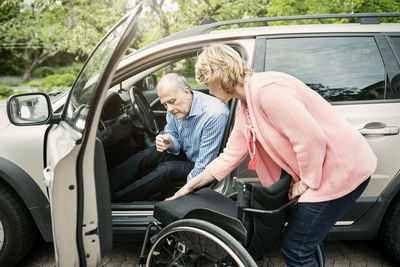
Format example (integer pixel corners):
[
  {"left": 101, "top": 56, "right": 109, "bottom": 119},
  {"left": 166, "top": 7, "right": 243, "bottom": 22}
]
[
  {"left": 125, "top": 12, "right": 400, "bottom": 58},
  {"left": 115, "top": 12, "right": 399, "bottom": 81},
  {"left": 139, "top": 12, "right": 400, "bottom": 49},
  {"left": 209, "top": 23, "right": 400, "bottom": 37}
]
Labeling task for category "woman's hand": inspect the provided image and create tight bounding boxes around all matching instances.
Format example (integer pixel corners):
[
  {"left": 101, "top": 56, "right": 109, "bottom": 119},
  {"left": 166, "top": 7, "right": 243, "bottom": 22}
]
[
  {"left": 164, "top": 169, "right": 216, "bottom": 201},
  {"left": 290, "top": 180, "right": 309, "bottom": 197},
  {"left": 166, "top": 187, "right": 192, "bottom": 201}
]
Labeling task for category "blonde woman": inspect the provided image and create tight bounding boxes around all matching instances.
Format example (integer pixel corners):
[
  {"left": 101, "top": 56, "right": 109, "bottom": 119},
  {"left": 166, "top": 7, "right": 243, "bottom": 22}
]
[{"left": 167, "top": 44, "right": 376, "bottom": 266}]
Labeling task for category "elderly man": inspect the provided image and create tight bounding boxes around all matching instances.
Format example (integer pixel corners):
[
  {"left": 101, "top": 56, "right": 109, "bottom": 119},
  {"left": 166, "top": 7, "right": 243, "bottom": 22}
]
[{"left": 109, "top": 73, "right": 229, "bottom": 202}]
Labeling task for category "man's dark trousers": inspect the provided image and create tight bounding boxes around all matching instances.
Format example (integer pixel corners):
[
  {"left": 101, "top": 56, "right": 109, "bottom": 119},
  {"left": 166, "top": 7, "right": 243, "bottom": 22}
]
[{"left": 109, "top": 146, "right": 194, "bottom": 202}]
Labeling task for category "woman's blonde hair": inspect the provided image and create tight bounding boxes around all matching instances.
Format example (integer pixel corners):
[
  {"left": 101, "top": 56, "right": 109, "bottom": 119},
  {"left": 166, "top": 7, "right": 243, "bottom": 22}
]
[{"left": 195, "top": 44, "right": 252, "bottom": 93}]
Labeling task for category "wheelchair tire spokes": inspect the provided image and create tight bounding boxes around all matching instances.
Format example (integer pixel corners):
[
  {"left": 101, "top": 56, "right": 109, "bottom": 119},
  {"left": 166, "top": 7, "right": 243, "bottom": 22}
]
[
  {"left": 149, "top": 229, "right": 233, "bottom": 266},
  {"left": 146, "top": 219, "right": 257, "bottom": 267}
]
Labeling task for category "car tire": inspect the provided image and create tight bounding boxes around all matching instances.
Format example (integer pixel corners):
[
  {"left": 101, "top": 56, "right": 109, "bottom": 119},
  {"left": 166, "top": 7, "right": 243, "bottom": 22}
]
[
  {"left": 0, "top": 181, "right": 37, "bottom": 266},
  {"left": 379, "top": 194, "right": 400, "bottom": 264}
]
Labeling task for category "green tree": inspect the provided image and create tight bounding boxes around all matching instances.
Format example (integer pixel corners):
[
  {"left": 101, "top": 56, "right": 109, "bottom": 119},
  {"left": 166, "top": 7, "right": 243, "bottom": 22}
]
[
  {"left": 267, "top": 0, "right": 400, "bottom": 24},
  {"left": 137, "top": 0, "right": 271, "bottom": 48},
  {"left": 136, "top": 0, "right": 399, "bottom": 48},
  {"left": 0, "top": 1, "right": 25, "bottom": 76},
  {"left": 172, "top": 0, "right": 270, "bottom": 28},
  {"left": 0, "top": 83, "right": 13, "bottom": 100},
  {"left": 0, "top": 0, "right": 130, "bottom": 80}
]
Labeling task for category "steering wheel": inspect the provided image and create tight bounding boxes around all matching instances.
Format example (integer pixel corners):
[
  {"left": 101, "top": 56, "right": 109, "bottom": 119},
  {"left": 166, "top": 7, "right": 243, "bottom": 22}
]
[{"left": 129, "top": 86, "right": 159, "bottom": 139}]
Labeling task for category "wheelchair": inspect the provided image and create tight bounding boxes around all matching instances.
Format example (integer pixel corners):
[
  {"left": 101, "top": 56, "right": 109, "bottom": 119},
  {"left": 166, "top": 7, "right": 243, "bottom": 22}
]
[{"left": 139, "top": 171, "right": 324, "bottom": 266}]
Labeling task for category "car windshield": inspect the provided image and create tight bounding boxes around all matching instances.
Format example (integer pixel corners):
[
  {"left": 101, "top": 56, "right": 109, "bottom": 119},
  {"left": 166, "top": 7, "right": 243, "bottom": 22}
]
[{"left": 63, "top": 9, "right": 138, "bottom": 134}]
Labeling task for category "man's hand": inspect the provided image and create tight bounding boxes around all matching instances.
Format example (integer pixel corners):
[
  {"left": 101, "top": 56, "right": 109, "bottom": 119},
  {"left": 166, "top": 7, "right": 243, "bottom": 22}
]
[
  {"left": 156, "top": 134, "right": 174, "bottom": 152},
  {"left": 289, "top": 180, "right": 309, "bottom": 197}
]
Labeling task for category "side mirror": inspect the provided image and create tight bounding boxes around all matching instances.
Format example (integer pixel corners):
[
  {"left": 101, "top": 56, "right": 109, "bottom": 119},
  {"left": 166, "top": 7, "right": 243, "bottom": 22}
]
[{"left": 7, "top": 92, "right": 53, "bottom": 126}]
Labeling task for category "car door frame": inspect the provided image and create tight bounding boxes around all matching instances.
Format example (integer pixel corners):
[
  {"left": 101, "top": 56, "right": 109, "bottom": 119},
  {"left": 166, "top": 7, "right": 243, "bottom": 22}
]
[{"left": 44, "top": 4, "right": 143, "bottom": 266}]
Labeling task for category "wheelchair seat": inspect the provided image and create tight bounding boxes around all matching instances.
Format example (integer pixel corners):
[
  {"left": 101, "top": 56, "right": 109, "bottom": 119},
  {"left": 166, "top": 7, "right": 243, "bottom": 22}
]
[
  {"left": 147, "top": 173, "right": 326, "bottom": 267},
  {"left": 153, "top": 172, "right": 292, "bottom": 259},
  {"left": 154, "top": 188, "right": 247, "bottom": 244}
]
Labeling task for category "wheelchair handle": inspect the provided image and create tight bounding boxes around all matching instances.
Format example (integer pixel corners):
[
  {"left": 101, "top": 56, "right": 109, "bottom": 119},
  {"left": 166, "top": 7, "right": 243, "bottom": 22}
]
[{"left": 242, "top": 195, "right": 300, "bottom": 215}]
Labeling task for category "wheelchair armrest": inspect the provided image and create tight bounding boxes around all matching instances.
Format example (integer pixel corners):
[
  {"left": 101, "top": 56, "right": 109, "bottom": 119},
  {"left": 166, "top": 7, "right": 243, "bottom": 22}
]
[
  {"left": 242, "top": 195, "right": 299, "bottom": 215},
  {"left": 235, "top": 177, "right": 261, "bottom": 184}
]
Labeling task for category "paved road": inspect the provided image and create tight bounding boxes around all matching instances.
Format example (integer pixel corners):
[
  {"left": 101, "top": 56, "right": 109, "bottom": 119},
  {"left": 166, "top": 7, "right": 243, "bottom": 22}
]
[{"left": 18, "top": 238, "right": 397, "bottom": 267}]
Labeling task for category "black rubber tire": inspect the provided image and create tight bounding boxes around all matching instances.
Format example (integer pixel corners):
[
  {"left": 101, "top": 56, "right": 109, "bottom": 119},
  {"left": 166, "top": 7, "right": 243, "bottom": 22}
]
[
  {"left": 146, "top": 218, "right": 257, "bottom": 267},
  {"left": 379, "top": 194, "right": 400, "bottom": 264},
  {"left": 0, "top": 181, "right": 37, "bottom": 266}
]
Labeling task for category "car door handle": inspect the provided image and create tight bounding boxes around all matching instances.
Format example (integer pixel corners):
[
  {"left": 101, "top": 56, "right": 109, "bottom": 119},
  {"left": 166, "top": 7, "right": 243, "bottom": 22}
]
[{"left": 359, "top": 122, "right": 399, "bottom": 136}]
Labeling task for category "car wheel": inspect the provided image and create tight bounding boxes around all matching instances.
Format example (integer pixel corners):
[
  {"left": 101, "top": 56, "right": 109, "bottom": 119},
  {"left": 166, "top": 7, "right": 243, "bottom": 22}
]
[
  {"left": 379, "top": 194, "right": 400, "bottom": 264},
  {"left": 0, "top": 181, "right": 37, "bottom": 265}
]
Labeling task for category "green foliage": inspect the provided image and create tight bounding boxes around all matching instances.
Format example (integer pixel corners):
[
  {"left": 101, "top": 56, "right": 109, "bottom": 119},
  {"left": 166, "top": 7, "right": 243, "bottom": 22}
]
[
  {"left": 179, "top": 57, "right": 197, "bottom": 78},
  {"left": 12, "top": 89, "right": 28, "bottom": 94},
  {"left": 267, "top": 0, "right": 400, "bottom": 24},
  {"left": 0, "top": 1, "right": 20, "bottom": 23},
  {"left": 26, "top": 80, "right": 41, "bottom": 88},
  {"left": 54, "top": 62, "right": 83, "bottom": 76},
  {"left": 1, "top": 0, "right": 399, "bottom": 81},
  {"left": 32, "top": 62, "right": 83, "bottom": 78},
  {"left": 0, "top": 50, "right": 25, "bottom": 76},
  {"left": 138, "top": 0, "right": 271, "bottom": 47},
  {"left": 0, "top": 83, "right": 13, "bottom": 99},
  {"left": 1, "top": 77, "right": 23, "bottom": 87},
  {"left": 0, "top": 0, "right": 130, "bottom": 80},
  {"left": 136, "top": 0, "right": 400, "bottom": 47},
  {"left": 32, "top": 66, "right": 55, "bottom": 78},
  {"left": 188, "top": 79, "right": 202, "bottom": 88},
  {"left": 41, "top": 73, "right": 75, "bottom": 92},
  {"left": 28, "top": 73, "right": 76, "bottom": 92}
]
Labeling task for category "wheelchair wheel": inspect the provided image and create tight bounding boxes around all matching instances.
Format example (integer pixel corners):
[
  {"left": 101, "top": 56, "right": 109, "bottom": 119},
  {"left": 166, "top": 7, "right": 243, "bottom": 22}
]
[{"left": 146, "top": 218, "right": 257, "bottom": 267}]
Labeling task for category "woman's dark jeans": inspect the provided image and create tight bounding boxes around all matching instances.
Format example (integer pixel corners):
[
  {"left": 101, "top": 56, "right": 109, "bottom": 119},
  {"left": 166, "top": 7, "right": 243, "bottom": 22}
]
[{"left": 280, "top": 178, "right": 370, "bottom": 267}]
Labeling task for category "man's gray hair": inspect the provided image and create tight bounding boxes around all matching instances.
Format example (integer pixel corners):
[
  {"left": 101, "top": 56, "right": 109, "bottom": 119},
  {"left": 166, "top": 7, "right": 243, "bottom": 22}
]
[
  {"left": 174, "top": 73, "right": 191, "bottom": 91},
  {"left": 157, "top": 73, "right": 192, "bottom": 92}
]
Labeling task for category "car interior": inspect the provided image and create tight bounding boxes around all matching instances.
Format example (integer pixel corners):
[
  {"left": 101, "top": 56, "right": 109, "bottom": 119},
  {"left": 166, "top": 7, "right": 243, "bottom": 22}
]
[{"left": 98, "top": 50, "right": 240, "bottom": 204}]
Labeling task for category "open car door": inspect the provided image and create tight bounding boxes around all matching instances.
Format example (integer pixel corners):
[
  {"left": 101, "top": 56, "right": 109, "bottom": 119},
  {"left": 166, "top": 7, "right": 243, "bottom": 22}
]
[{"left": 42, "top": 4, "right": 142, "bottom": 266}]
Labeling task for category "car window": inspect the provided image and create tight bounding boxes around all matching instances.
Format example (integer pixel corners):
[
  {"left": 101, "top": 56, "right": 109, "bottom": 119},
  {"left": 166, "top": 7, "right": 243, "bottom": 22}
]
[
  {"left": 64, "top": 15, "right": 133, "bottom": 133},
  {"left": 390, "top": 36, "right": 400, "bottom": 59},
  {"left": 147, "top": 57, "right": 203, "bottom": 91},
  {"left": 389, "top": 36, "right": 400, "bottom": 98},
  {"left": 264, "top": 37, "right": 386, "bottom": 102}
]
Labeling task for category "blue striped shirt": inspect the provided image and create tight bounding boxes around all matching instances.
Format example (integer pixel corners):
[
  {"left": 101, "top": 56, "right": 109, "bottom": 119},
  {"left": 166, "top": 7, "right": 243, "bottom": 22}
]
[{"left": 164, "top": 91, "right": 229, "bottom": 181}]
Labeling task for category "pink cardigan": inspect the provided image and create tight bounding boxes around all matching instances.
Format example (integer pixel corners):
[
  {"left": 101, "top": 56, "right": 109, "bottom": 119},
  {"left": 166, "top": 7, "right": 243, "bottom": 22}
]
[{"left": 206, "top": 72, "right": 377, "bottom": 202}]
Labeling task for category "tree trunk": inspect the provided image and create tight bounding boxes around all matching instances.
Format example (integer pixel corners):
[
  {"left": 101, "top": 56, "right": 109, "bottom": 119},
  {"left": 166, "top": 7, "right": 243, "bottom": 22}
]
[
  {"left": 149, "top": 0, "right": 170, "bottom": 37},
  {"left": 21, "top": 48, "right": 51, "bottom": 80}
]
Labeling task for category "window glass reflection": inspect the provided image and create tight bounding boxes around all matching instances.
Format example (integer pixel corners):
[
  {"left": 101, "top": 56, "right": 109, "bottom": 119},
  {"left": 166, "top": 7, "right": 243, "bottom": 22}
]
[
  {"left": 388, "top": 36, "right": 400, "bottom": 99},
  {"left": 65, "top": 17, "right": 130, "bottom": 133},
  {"left": 265, "top": 37, "right": 385, "bottom": 102},
  {"left": 9, "top": 94, "right": 49, "bottom": 123}
]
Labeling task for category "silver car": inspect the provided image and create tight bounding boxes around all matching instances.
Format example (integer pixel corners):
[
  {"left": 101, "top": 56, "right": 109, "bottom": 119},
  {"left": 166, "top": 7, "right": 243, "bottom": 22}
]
[{"left": 3, "top": 6, "right": 400, "bottom": 266}]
